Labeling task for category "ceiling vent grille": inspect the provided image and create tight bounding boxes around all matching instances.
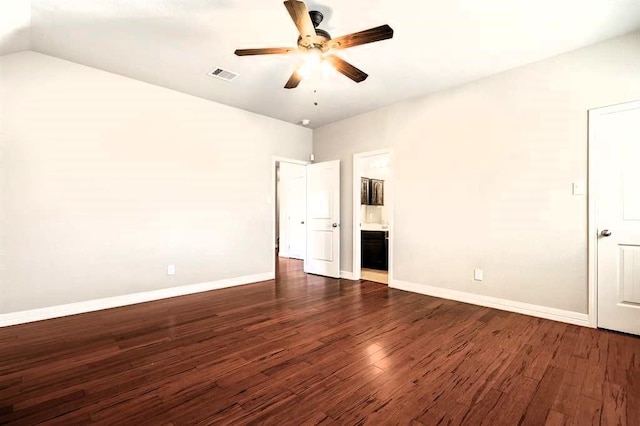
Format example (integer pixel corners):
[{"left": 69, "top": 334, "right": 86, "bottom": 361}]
[{"left": 208, "top": 67, "right": 238, "bottom": 81}]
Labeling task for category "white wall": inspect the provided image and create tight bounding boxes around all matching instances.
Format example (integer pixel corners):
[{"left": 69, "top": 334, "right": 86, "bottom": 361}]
[
  {"left": 314, "top": 31, "right": 640, "bottom": 314},
  {"left": 0, "top": 0, "right": 31, "bottom": 55},
  {"left": 0, "top": 51, "right": 312, "bottom": 314}
]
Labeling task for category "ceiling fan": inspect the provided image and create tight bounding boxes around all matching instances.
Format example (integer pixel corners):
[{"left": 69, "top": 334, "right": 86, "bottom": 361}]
[{"left": 234, "top": 0, "right": 394, "bottom": 89}]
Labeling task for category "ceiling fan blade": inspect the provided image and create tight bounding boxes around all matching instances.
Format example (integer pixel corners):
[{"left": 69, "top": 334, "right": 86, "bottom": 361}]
[
  {"left": 234, "top": 47, "right": 296, "bottom": 56},
  {"left": 283, "top": 0, "right": 316, "bottom": 47},
  {"left": 325, "top": 54, "right": 368, "bottom": 83},
  {"left": 324, "top": 24, "right": 394, "bottom": 51},
  {"left": 284, "top": 68, "right": 303, "bottom": 89}
]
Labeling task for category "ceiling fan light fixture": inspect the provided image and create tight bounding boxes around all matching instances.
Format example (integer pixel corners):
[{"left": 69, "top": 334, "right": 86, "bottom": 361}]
[
  {"left": 297, "top": 47, "right": 324, "bottom": 78},
  {"left": 320, "top": 60, "right": 335, "bottom": 79},
  {"left": 306, "top": 47, "right": 323, "bottom": 64}
]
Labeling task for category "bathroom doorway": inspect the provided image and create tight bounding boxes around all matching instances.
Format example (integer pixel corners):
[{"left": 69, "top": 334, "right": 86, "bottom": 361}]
[{"left": 353, "top": 150, "right": 393, "bottom": 285}]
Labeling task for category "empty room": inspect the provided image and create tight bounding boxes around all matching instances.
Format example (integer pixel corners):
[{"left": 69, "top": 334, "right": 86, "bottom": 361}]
[{"left": 1, "top": 0, "right": 640, "bottom": 424}]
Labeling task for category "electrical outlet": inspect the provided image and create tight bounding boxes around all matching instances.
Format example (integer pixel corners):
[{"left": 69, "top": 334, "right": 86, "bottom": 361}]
[
  {"left": 474, "top": 269, "right": 483, "bottom": 281},
  {"left": 167, "top": 265, "right": 176, "bottom": 275}
]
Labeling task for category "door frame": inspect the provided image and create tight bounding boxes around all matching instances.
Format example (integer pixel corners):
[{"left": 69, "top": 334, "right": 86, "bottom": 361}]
[
  {"left": 587, "top": 100, "right": 640, "bottom": 328},
  {"left": 271, "top": 156, "right": 310, "bottom": 276},
  {"left": 352, "top": 149, "right": 394, "bottom": 283}
]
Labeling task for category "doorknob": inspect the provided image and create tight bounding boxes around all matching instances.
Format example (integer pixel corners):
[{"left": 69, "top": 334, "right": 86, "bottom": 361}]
[
  {"left": 332, "top": 223, "right": 339, "bottom": 228},
  {"left": 301, "top": 221, "right": 305, "bottom": 224},
  {"left": 600, "top": 229, "right": 612, "bottom": 237}
]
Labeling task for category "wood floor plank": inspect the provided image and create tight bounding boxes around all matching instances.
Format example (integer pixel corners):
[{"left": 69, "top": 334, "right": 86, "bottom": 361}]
[
  {"left": 600, "top": 381, "right": 627, "bottom": 425},
  {"left": 551, "top": 357, "right": 588, "bottom": 420},
  {"left": 519, "top": 365, "right": 566, "bottom": 425},
  {"left": 456, "top": 388, "right": 504, "bottom": 425},
  {"left": 572, "top": 395, "right": 603, "bottom": 425},
  {"left": 470, "top": 374, "right": 540, "bottom": 425},
  {"left": 0, "top": 258, "right": 639, "bottom": 425},
  {"left": 546, "top": 409, "right": 569, "bottom": 426},
  {"left": 581, "top": 346, "right": 609, "bottom": 401},
  {"left": 627, "top": 370, "right": 640, "bottom": 426}
]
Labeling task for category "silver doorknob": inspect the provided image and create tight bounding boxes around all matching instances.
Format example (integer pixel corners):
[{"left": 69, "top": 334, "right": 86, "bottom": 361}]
[
  {"left": 600, "top": 229, "right": 612, "bottom": 237},
  {"left": 332, "top": 223, "right": 338, "bottom": 228}
]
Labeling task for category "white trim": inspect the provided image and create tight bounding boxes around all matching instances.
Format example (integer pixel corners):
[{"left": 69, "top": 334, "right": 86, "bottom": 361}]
[
  {"left": 352, "top": 157, "right": 360, "bottom": 280},
  {"left": 271, "top": 156, "right": 310, "bottom": 276},
  {"left": 587, "top": 100, "right": 640, "bottom": 329},
  {"left": 352, "top": 149, "right": 394, "bottom": 283},
  {"left": 340, "top": 270, "right": 357, "bottom": 280},
  {"left": 0, "top": 272, "right": 274, "bottom": 327},
  {"left": 589, "top": 100, "right": 640, "bottom": 116},
  {"left": 391, "top": 279, "right": 589, "bottom": 327},
  {"left": 272, "top": 156, "right": 309, "bottom": 166},
  {"left": 587, "top": 108, "right": 599, "bottom": 328}
]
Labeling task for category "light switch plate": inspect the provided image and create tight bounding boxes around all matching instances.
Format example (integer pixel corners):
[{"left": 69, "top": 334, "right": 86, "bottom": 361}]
[
  {"left": 572, "top": 181, "right": 586, "bottom": 196},
  {"left": 168, "top": 265, "right": 176, "bottom": 275},
  {"left": 474, "top": 269, "right": 483, "bottom": 281}
]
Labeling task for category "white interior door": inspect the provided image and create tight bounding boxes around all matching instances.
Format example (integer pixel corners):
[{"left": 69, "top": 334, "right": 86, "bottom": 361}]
[
  {"left": 279, "top": 162, "right": 306, "bottom": 259},
  {"left": 288, "top": 174, "right": 306, "bottom": 259},
  {"left": 305, "top": 160, "right": 340, "bottom": 278},
  {"left": 595, "top": 102, "right": 640, "bottom": 336}
]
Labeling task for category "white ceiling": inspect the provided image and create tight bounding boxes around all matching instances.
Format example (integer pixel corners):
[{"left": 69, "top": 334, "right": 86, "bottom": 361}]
[{"left": 4, "top": 0, "right": 640, "bottom": 127}]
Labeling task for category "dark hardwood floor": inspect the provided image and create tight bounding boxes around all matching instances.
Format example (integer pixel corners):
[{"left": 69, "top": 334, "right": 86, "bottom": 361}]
[{"left": 1, "top": 258, "right": 639, "bottom": 425}]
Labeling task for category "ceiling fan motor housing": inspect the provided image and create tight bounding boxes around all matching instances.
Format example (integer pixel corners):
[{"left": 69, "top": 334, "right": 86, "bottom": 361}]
[
  {"left": 298, "top": 12, "right": 331, "bottom": 49},
  {"left": 309, "top": 10, "right": 324, "bottom": 28}
]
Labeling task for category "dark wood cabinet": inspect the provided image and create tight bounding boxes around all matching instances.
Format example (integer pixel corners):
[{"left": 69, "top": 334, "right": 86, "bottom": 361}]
[
  {"left": 360, "top": 178, "right": 370, "bottom": 205},
  {"left": 360, "top": 177, "right": 384, "bottom": 206},
  {"left": 369, "top": 179, "right": 384, "bottom": 205},
  {"left": 362, "top": 231, "right": 388, "bottom": 271}
]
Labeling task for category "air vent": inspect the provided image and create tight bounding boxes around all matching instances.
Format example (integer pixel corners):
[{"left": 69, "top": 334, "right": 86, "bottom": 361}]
[{"left": 208, "top": 67, "right": 238, "bottom": 81}]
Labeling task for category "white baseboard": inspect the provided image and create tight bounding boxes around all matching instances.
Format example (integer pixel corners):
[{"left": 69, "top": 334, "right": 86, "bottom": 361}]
[
  {"left": 341, "top": 271, "right": 357, "bottom": 280},
  {"left": 390, "top": 279, "right": 589, "bottom": 327},
  {"left": 0, "top": 272, "right": 275, "bottom": 328}
]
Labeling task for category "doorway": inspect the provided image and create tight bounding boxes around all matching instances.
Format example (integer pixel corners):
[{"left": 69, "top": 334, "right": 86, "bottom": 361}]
[
  {"left": 273, "top": 157, "right": 309, "bottom": 278},
  {"left": 589, "top": 100, "right": 640, "bottom": 335},
  {"left": 272, "top": 157, "right": 342, "bottom": 280},
  {"left": 353, "top": 150, "right": 393, "bottom": 285},
  {"left": 278, "top": 162, "right": 307, "bottom": 260}
]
